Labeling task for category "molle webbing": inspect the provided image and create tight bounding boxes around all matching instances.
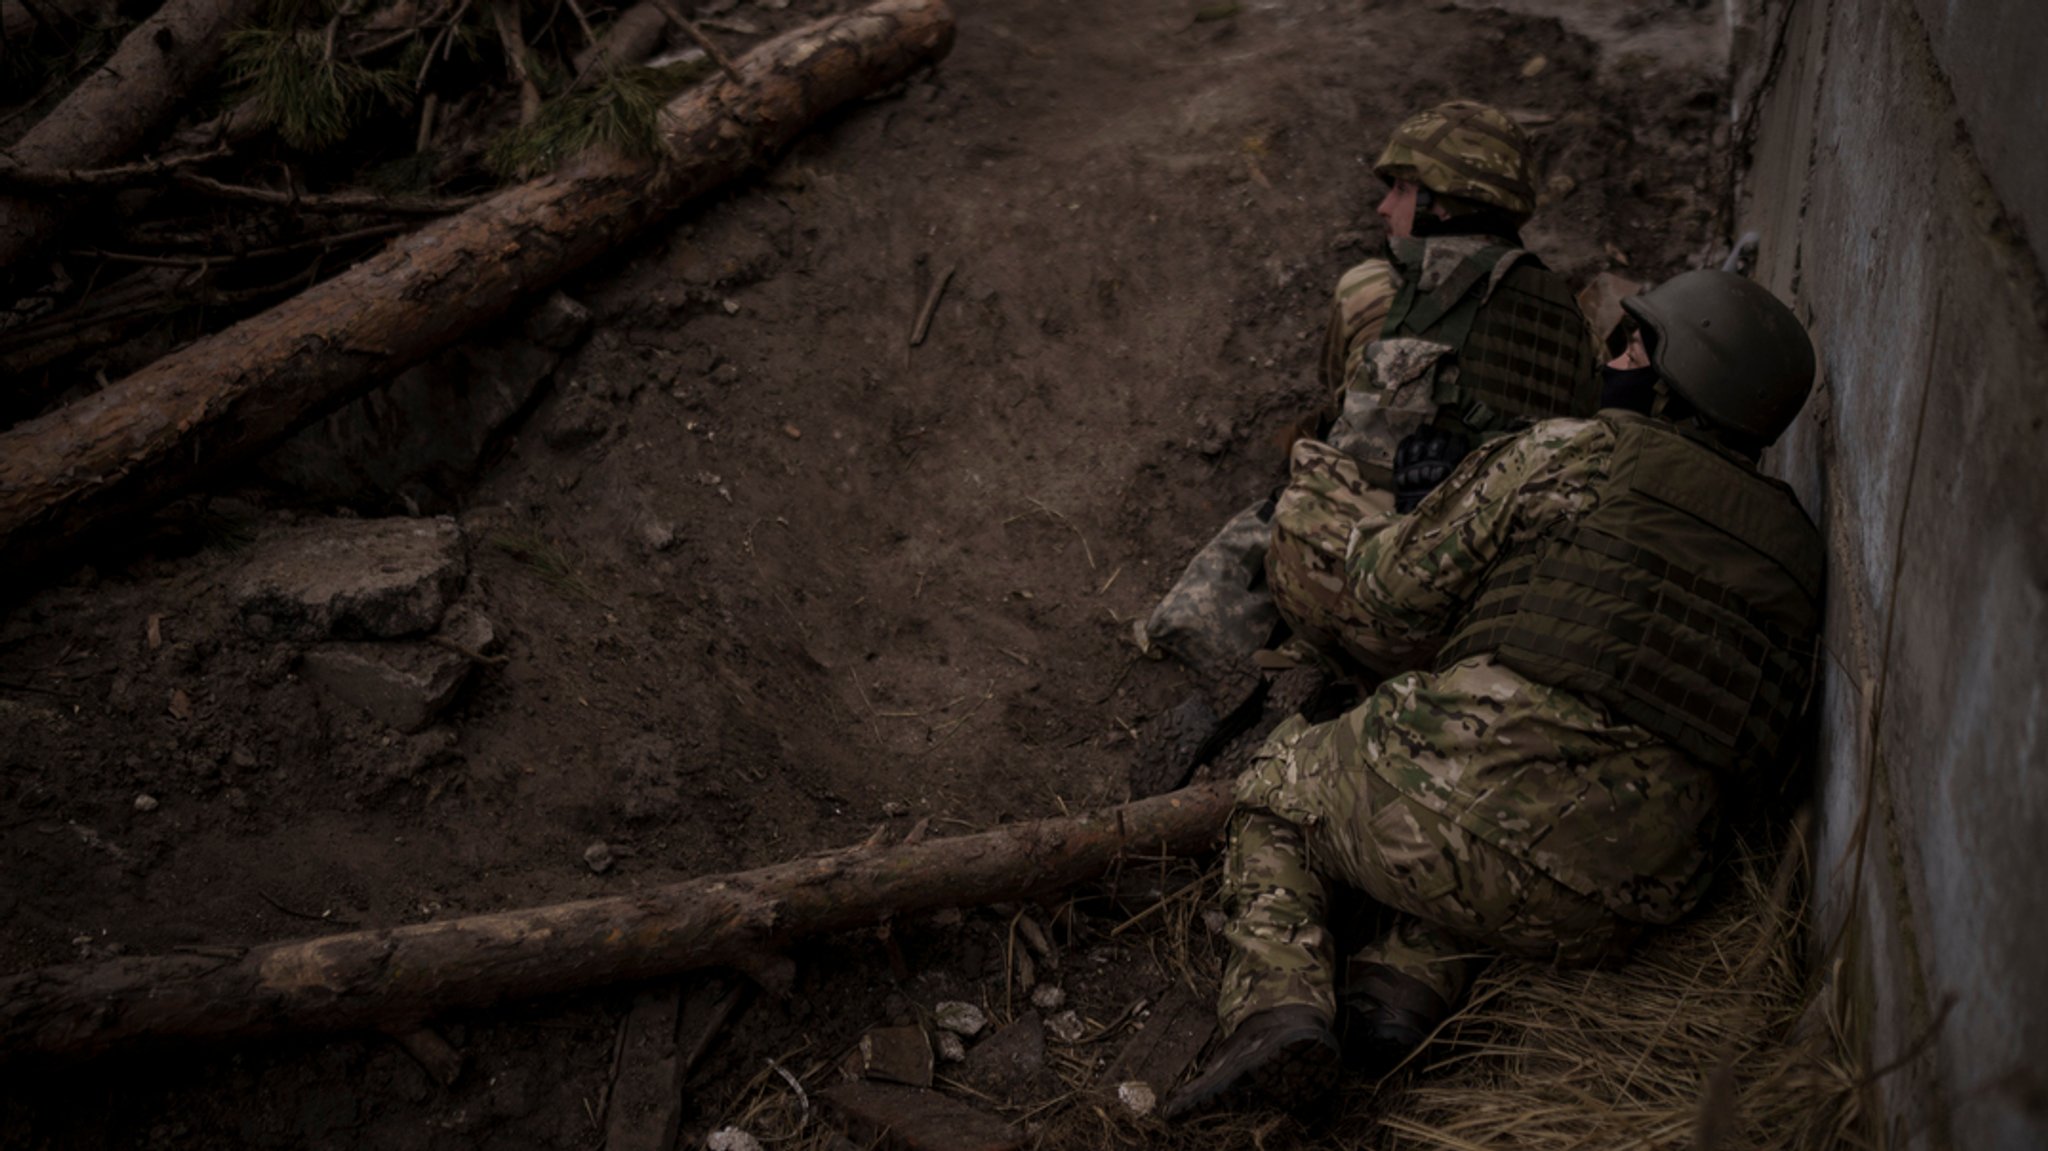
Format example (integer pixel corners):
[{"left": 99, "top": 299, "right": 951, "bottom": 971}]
[
  {"left": 1437, "top": 422, "right": 1823, "bottom": 774},
  {"left": 1455, "top": 265, "right": 1601, "bottom": 420},
  {"left": 1384, "top": 243, "right": 1598, "bottom": 425}
]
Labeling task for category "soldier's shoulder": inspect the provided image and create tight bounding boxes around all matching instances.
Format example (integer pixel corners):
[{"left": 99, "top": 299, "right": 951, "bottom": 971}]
[
  {"left": 1502, "top": 416, "right": 1621, "bottom": 463},
  {"left": 1520, "top": 414, "right": 1613, "bottom": 442},
  {"left": 1333, "top": 257, "right": 1397, "bottom": 299}
]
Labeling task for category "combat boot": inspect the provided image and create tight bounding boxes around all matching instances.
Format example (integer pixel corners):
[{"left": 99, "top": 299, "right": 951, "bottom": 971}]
[
  {"left": 1159, "top": 1005, "right": 1342, "bottom": 1120},
  {"left": 1340, "top": 962, "right": 1451, "bottom": 1078}
]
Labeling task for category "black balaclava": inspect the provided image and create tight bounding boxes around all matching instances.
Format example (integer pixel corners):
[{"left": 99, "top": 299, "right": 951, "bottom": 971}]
[{"left": 1599, "top": 364, "right": 1660, "bottom": 414}]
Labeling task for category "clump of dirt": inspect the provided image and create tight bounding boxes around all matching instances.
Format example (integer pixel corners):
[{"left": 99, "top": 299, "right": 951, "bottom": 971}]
[{"left": 0, "top": 1, "right": 1736, "bottom": 1147}]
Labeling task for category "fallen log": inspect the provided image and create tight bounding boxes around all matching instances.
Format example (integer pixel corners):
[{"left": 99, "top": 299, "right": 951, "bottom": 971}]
[
  {"left": 0, "top": 782, "right": 1233, "bottom": 1059},
  {"left": 0, "top": 0, "right": 955, "bottom": 574},
  {"left": 0, "top": 0, "right": 271, "bottom": 276}
]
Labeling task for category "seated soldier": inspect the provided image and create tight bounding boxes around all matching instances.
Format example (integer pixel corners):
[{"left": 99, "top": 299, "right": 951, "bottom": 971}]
[
  {"left": 1136, "top": 100, "right": 1601, "bottom": 796},
  {"left": 1162, "top": 269, "right": 1825, "bottom": 1118}
]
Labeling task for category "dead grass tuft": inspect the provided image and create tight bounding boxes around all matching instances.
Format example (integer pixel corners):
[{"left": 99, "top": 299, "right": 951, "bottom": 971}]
[
  {"left": 488, "top": 530, "right": 597, "bottom": 601},
  {"left": 1350, "top": 822, "right": 1868, "bottom": 1151}
]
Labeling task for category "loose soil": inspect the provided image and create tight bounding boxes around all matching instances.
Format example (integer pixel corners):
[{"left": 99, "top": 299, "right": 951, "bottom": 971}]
[{"left": 1, "top": 0, "right": 1732, "bottom": 1146}]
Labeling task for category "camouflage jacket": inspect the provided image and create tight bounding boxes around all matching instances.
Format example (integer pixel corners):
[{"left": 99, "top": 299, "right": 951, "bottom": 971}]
[
  {"left": 1316, "top": 236, "right": 1548, "bottom": 484},
  {"left": 1332, "top": 414, "right": 1724, "bottom": 923}
]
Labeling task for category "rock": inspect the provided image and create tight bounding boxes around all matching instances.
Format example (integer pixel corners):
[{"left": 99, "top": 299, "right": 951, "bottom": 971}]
[
  {"left": 262, "top": 339, "right": 561, "bottom": 513},
  {"left": 956, "top": 1012, "right": 1050, "bottom": 1105},
  {"left": 934, "top": 1032, "right": 966, "bottom": 1063},
  {"left": 931, "top": 1001, "right": 986, "bottom": 1037},
  {"left": 543, "top": 392, "right": 614, "bottom": 451},
  {"left": 234, "top": 517, "right": 466, "bottom": 641},
  {"left": 1576, "top": 271, "right": 1647, "bottom": 351},
  {"left": 439, "top": 603, "right": 498, "bottom": 655},
  {"left": 705, "top": 1129, "right": 762, "bottom": 1151},
  {"left": 1116, "top": 1081, "right": 1156, "bottom": 1117},
  {"left": 1028, "top": 984, "right": 1065, "bottom": 1011},
  {"left": 525, "top": 292, "right": 593, "bottom": 351},
  {"left": 817, "top": 1083, "right": 1022, "bottom": 1151},
  {"left": 302, "top": 641, "right": 471, "bottom": 733},
  {"left": 637, "top": 520, "right": 677, "bottom": 552},
  {"left": 584, "top": 842, "right": 616, "bottom": 874},
  {"left": 133, "top": 794, "right": 159, "bottom": 813},
  {"left": 1045, "top": 1010, "right": 1086, "bottom": 1044},
  {"left": 845, "top": 1025, "right": 933, "bottom": 1088}
]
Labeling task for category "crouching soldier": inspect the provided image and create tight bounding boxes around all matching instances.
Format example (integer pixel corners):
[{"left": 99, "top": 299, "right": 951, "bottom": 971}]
[
  {"left": 1136, "top": 100, "right": 1601, "bottom": 795},
  {"left": 1162, "top": 269, "right": 1825, "bottom": 1118}
]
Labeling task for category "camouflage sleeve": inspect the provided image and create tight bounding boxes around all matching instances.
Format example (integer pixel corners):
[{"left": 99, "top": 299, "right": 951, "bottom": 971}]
[
  {"left": 1318, "top": 295, "right": 1348, "bottom": 405},
  {"left": 1342, "top": 419, "right": 1615, "bottom": 648},
  {"left": 1319, "top": 258, "right": 1396, "bottom": 407}
]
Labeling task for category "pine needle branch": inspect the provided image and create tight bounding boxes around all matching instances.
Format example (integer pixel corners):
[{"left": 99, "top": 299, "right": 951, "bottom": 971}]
[
  {"left": 485, "top": 61, "right": 708, "bottom": 177},
  {"left": 228, "top": 23, "right": 414, "bottom": 149}
]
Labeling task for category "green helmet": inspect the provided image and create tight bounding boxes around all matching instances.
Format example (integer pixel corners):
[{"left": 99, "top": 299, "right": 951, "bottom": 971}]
[
  {"left": 1621, "top": 270, "right": 1816, "bottom": 446},
  {"left": 1373, "top": 100, "right": 1537, "bottom": 218}
]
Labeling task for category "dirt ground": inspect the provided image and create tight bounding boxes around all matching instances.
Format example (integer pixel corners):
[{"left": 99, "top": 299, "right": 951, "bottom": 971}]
[{"left": 0, "top": 0, "right": 1734, "bottom": 1146}]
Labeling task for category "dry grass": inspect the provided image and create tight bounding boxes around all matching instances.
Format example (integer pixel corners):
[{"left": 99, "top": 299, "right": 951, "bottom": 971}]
[
  {"left": 1361, "top": 828, "right": 1871, "bottom": 1151},
  {"left": 488, "top": 529, "right": 598, "bottom": 602},
  {"left": 709, "top": 823, "right": 1875, "bottom": 1151}
]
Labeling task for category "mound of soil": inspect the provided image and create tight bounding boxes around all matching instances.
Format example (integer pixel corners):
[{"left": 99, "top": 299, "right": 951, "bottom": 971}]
[{"left": 0, "top": 0, "right": 1731, "bottom": 1146}]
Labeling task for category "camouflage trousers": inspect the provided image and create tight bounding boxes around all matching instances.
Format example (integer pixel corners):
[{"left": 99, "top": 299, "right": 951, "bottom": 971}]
[
  {"left": 1216, "top": 713, "right": 1640, "bottom": 1035},
  {"left": 1140, "top": 497, "right": 1280, "bottom": 684},
  {"left": 1265, "top": 438, "right": 1400, "bottom": 674}
]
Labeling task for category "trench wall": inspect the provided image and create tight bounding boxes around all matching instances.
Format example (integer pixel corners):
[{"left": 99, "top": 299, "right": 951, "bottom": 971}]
[{"left": 1733, "top": 0, "right": 2048, "bottom": 1147}]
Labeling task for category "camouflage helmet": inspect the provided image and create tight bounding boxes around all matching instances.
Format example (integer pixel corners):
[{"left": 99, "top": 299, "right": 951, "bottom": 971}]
[
  {"left": 1374, "top": 100, "right": 1537, "bottom": 218},
  {"left": 1621, "top": 269, "right": 1816, "bottom": 445}
]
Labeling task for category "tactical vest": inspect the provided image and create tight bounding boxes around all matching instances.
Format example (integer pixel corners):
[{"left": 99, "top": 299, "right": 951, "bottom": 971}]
[
  {"left": 1436, "top": 417, "right": 1824, "bottom": 775},
  {"left": 1382, "top": 236, "right": 1601, "bottom": 430}
]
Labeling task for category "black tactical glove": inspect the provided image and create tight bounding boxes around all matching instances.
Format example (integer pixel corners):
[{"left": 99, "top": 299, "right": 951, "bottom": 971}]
[{"left": 1392, "top": 425, "right": 1472, "bottom": 513}]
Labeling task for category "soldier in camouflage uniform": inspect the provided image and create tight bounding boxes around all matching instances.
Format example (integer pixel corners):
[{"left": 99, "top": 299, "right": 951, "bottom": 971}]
[
  {"left": 1163, "top": 270, "right": 1825, "bottom": 1118},
  {"left": 1137, "top": 101, "right": 1600, "bottom": 796}
]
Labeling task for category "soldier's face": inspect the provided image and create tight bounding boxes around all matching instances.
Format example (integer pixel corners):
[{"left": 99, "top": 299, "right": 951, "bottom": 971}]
[
  {"left": 1378, "top": 180, "right": 1421, "bottom": 238},
  {"left": 1608, "top": 328, "right": 1651, "bottom": 371}
]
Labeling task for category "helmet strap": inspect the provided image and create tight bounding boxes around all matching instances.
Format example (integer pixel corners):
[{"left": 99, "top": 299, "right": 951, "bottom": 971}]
[
  {"left": 1407, "top": 188, "right": 1527, "bottom": 240},
  {"left": 1411, "top": 207, "right": 1525, "bottom": 244},
  {"left": 1648, "top": 382, "right": 1693, "bottom": 422}
]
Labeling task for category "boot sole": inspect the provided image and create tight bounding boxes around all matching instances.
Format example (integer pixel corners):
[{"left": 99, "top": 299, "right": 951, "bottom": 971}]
[{"left": 1241, "top": 1027, "right": 1344, "bottom": 1110}]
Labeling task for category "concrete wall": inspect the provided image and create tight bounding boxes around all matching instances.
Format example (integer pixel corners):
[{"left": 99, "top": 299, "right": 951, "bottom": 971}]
[{"left": 1735, "top": 1, "right": 2048, "bottom": 1148}]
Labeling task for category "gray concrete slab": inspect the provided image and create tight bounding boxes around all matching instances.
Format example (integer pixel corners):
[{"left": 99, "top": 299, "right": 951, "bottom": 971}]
[{"left": 1740, "top": 1, "right": 2048, "bottom": 1148}]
